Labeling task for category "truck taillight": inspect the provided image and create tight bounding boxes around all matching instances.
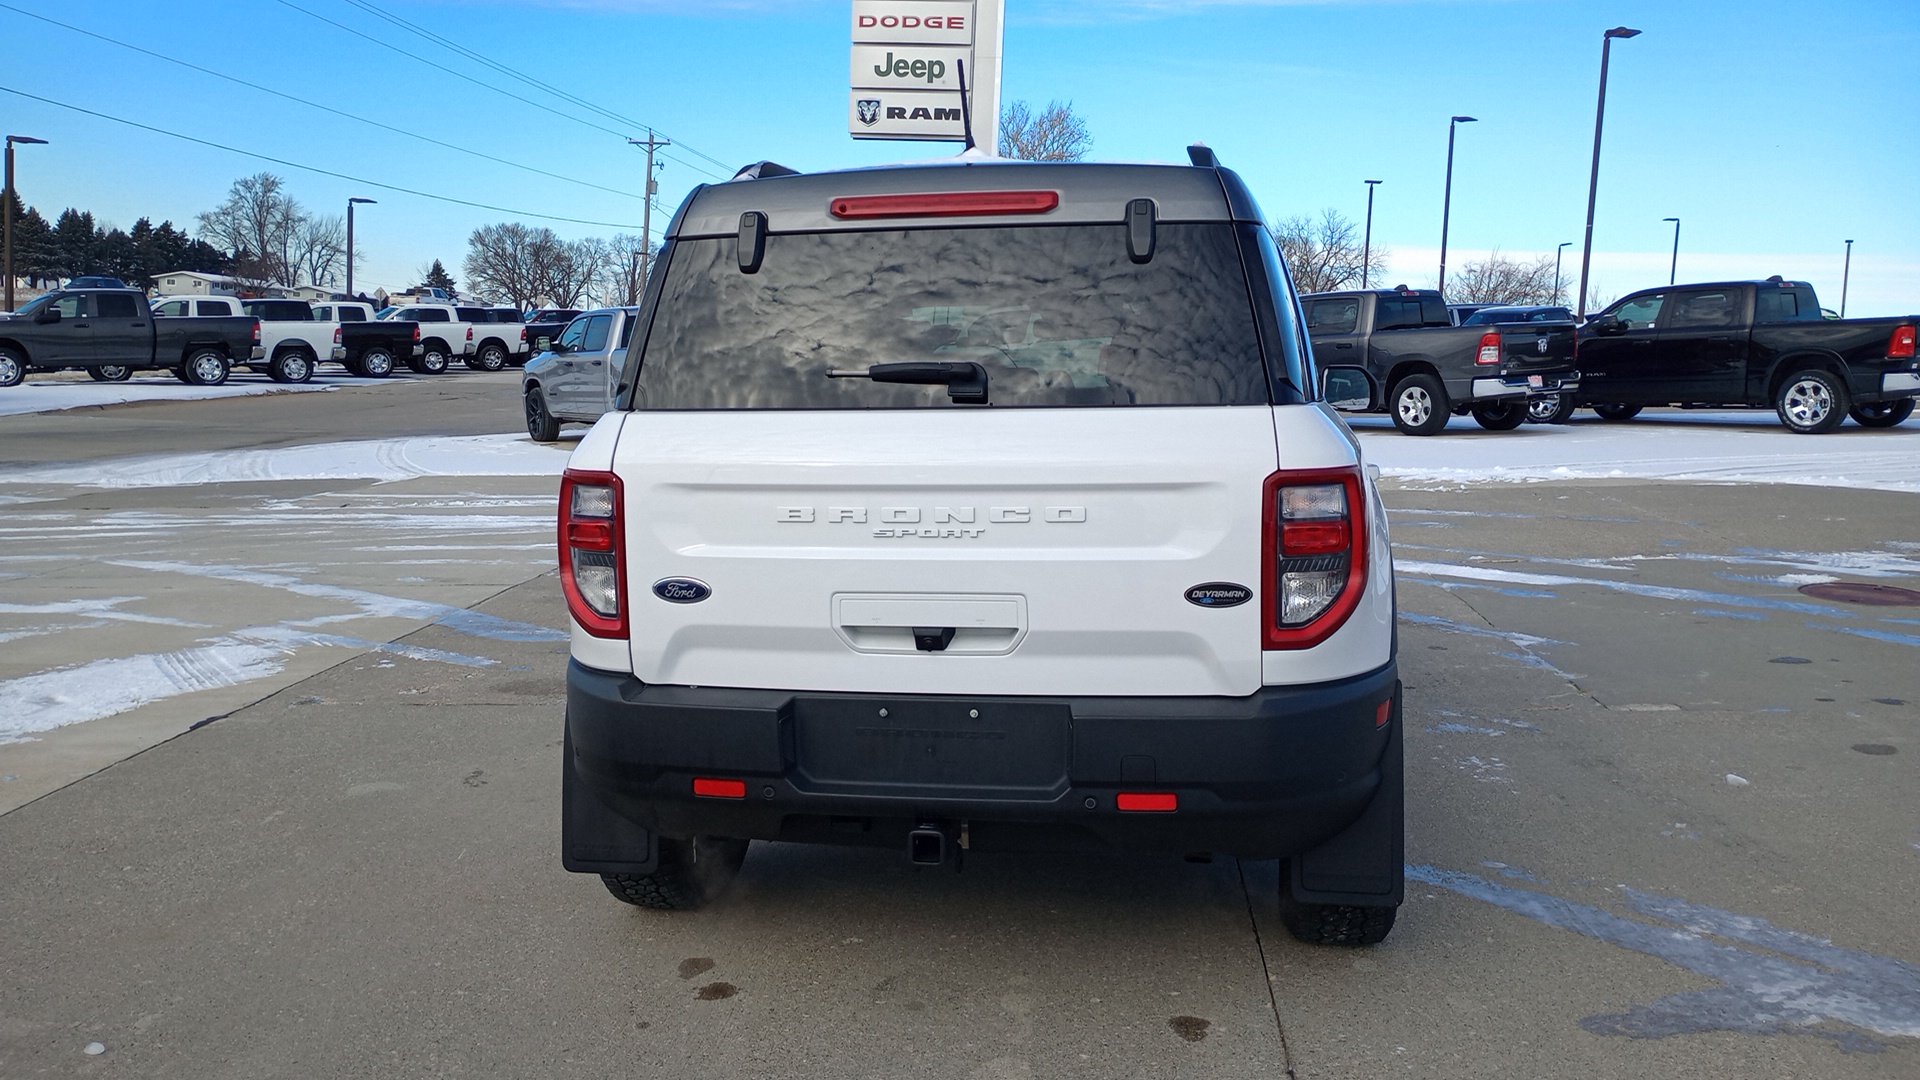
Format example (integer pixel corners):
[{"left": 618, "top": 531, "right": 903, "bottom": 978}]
[
  {"left": 466, "top": 327, "right": 474, "bottom": 341},
  {"left": 1892, "top": 324, "right": 1917, "bottom": 360},
  {"left": 413, "top": 325, "right": 422, "bottom": 342},
  {"left": 1476, "top": 331, "right": 1501, "bottom": 365},
  {"left": 1263, "top": 466, "right": 1368, "bottom": 650},
  {"left": 559, "top": 470, "right": 626, "bottom": 637},
  {"left": 333, "top": 327, "right": 342, "bottom": 344},
  {"left": 519, "top": 327, "right": 527, "bottom": 345},
  {"left": 252, "top": 321, "right": 261, "bottom": 344}
]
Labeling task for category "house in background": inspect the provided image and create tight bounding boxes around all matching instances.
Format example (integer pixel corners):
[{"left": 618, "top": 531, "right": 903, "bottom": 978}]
[{"left": 153, "top": 270, "right": 242, "bottom": 296}]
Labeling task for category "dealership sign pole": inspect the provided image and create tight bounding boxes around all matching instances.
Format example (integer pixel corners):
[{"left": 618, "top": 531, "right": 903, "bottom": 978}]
[{"left": 850, "top": 1, "right": 1003, "bottom": 152}]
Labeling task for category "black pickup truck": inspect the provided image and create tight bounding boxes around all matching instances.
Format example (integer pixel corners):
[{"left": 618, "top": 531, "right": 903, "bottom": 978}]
[
  {"left": 1303, "top": 287, "right": 1581, "bottom": 434},
  {"left": 0, "top": 288, "right": 261, "bottom": 387},
  {"left": 1558, "top": 278, "right": 1919, "bottom": 432}
]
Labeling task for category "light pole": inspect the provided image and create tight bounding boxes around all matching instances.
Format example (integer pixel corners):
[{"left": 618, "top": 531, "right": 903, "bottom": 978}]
[
  {"left": 1835, "top": 237, "right": 1850, "bottom": 317},
  {"left": 1438, "top": 116, "right": 1476, "bottom": 296},
  {"left": 1361, "top": 179, "right": 1383, "bottom": 288},
  {"left": 5, "top": 134, "right": 48, "bottom": 313},
  {"left": 1662, "top": 217, "right": 1680, "bottom": 284},
  {"left": 1554, "top": 241, "right": 1572, "bottom": 304},
  {"left": 346, "top": 197, "right": 376, "bottom": 298},
  {"left": 1576, "top": 26, "right": 1641, "bottom": 318}
]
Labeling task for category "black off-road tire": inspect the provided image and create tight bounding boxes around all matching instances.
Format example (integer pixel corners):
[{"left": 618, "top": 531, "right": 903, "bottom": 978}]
[
  {"left": 1471, "top": 401, "right": 1528, "bottom": 431},
  {"left": 468, "top": 343, "right": 508, "bottom": 372},
  {"left": 0, "top": 348, "right": 25, "bottom": 387},
  {"left": 526, "top": 388, "right": 562, "bottom": 442},
  {"left": 1848, "top": 398, "right": 1912, "bottom": 429},
  {"left": 182, "top": 348, "right": 230, "bottom": 386},
  {"left": 268, "top": 349, "right": 314, "bottom": 384},
  {"left": 1389, "top": 373, "right": 1450, "bottom": 436},
  {"left": 599, "top": 836, "right": 750, "bottom": 911},
  {"left": 1279, "top": 893, "right": 1398, "bottom": 946},
  {"left": 1592, "top": 403, "right": 1642, "bottom": 421},
  {"left": 1527, "top": 393, "right": 1576, "bottom": 424},
  {"left": 1775, "top": 368, "right": 1849, "bottom": 434}
]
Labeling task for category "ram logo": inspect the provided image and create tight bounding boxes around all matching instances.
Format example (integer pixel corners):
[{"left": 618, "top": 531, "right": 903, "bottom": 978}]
[
  {"left": 1536, "top": 336, "right": 1550, "bottom": 354},
  {"left": 856, "top": 99, "right": 882, "bottom": 127}
]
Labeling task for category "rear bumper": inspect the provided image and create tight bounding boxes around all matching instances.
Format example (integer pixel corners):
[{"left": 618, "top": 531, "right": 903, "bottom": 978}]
[
  {"left": 1472, "top": 370, "right": 1579, "bottom": 400},
  {"left": 564, "top": 658, "right": 1400, "bottom": 868},
  {"left": 1857, "top": 369, "right": 1920, "bottom": 403}
]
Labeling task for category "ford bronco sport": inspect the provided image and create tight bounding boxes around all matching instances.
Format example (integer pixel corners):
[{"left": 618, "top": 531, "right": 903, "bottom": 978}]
[{"left": 558, "top": 148, "right": 1404, "bottom": 945}]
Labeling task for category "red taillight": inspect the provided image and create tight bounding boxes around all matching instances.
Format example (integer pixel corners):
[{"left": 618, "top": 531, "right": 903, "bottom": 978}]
[
  {"left": 413, "top": 325, "right": 422, "bottom": 341},
  {"left": 466, "top": 327, "right": 474, "bottom": 341},
  {"left": 518, "top": 327, "right": 527, "bottom": 344},
  {"left": 1891, "top": 324, "right": 1917, "bottom": 359},
  {"left": 1116, "top": 792, "right": 1178, "bottom": 812},
  {"left": 1262, "top": 466, "right": 1369, "bottom": 651},
  {"left": 1476, "top": 331, "right": 1501, "bottom": 365},
  {"left": 252, "top": 321, "right": 261, "bottom": 344},
  {"left": 693, "top": 778, "right": 747, "bottom": 799},
  {"left": 332, "top": 326, "right": 342, "bottom": 344},
  {"left": 829, "top": 190, "right": 1060, "bottom": 220},
  {"left": 558, "top": 470, "right": 626, "bottom": 637}
]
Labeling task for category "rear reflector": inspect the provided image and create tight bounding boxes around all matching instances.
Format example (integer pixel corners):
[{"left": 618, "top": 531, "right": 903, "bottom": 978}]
[
  {"left": 693, "top": 778, "right": 748, "bottom": 799},
  {"left": 830, "top": 190, "right": 1060, "bottom": 220},
  {"left": 1376, "top": 699, "right": 1393, "bottom": 727},
  {"left": 1891, "top": 324, "right": 1916, "bottom": 360},
  {"left": 1116, "top": 792, "right": 1178, "bottom": 812}
]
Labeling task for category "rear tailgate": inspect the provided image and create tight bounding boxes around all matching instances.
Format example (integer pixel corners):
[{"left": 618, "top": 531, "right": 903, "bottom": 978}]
[
  {"left": 1495, "top": 322, "right": 1579, "bottom": 378},
  {"left": 614, "top": 407, "right": 1279, "bottom": 698}
]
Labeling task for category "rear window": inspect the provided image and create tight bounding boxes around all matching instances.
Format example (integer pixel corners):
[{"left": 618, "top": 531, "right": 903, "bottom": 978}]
[
  {"left": 490, "top": 309, "right": 524, "bottom": 323},
  {"left": 456, "top": 307, "right": 491, "bottom": 321},
  {"left": 1306, "top": 298, "right": 1359, "bottom": 336},
  {"left": 632, "top": 224, "right": 1269, "bottom": 409},
  {"left": 244, "top": 301, "right": 312, "bottom": 321},
  {"left": 196, "top": 300, "right": 233, "bottom": 317},
  {"left": 1756, "top": 287, "right": 1819, "bottom": 323},
  {"left": 405, "top": 308, "right": 450, "bottom": 322}
]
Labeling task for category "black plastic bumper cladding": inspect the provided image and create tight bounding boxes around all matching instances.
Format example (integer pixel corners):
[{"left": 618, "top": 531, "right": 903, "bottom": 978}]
[{"left": 562, "top": 660, "right": 1401, "bottom": 886}]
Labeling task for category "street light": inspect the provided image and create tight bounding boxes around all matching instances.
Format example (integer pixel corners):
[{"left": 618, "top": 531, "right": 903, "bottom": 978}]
[
  {"left": 1575, "top": 26, "right": 1641, "bottom": 318},
  {"left": 1835, "top": 238, "right": 1850, "bottom": 317},
  {"left": 1437, "top": 116, "right": 1476, "bottom": 296},
  {"left": 346, "top": 197, "right": 376, "bottom": 298},
  {"left": 5, "top": 134, "right": 49, "bottom": 313},
  {"left": 1662, "top": 217, "right": 1680, "bottom": 284},
  {"left": 1554, "top": 241, "right": 1573, "bottom": 305},
  {"left": 1361, "top": 179, "right": 1383, "bottom": 288}
]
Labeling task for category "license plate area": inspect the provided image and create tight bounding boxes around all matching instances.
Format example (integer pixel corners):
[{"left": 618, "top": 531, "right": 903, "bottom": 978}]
[
  {"left": 1527, "top": 374, "right": 1544, "bottom": 388},
  {"left": 792, "top": 697, "right": 1072, "bottom": 799}
]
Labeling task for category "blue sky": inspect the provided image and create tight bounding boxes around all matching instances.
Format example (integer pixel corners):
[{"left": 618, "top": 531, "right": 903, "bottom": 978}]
[{"left": 5, "top": 0, "right": 1914, "bottom": 313}]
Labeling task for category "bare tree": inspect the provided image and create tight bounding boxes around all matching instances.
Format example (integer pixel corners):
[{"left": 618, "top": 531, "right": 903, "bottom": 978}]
[
  {"left": 1448, "top": 250, "right": 1561, "bottom": 305},
  {"left": 598, "top": 232, "right": 651, "bottom": 306},
  {"left": 292, "top": 213, "right": 345, "bottom": 290},
  {"left": 197, "top": 173, "right": 304, "bottom": 287},
  {"left": 999, "top": 100, "right": 1092, "bottom": 161},
  {"left": 1270, "top": 209, "right": 1383, "bottom": 294},
  {"left": 464, "top": 222, "right": 552, "bottom": 310}
]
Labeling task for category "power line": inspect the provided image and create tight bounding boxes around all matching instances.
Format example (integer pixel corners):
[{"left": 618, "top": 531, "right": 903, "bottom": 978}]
[
  {"left": 0, "top": 85, "right": 645, "bottom": 229},
  {"left": 334, "top": 0, "right": 737, "bottom": 176},
  {"left": 0, "top": 2, "right": 648, "bottom": 203}
]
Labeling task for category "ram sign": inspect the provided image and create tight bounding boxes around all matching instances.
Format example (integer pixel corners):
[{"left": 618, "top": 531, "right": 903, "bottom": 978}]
[{"left": 850, "top": 1, "right": 975, "bottom": 142}]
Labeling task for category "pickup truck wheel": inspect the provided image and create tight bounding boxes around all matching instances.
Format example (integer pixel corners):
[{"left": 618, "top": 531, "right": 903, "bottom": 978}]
[
  {"left": 1278, "top": 870, "right": 1397, "bottom": 946},
  {"left": 1527, "top": 393, "right": 1575, "bottom": 423},
  {"left": 171, "top": 366, "right": 191, "bottom": 383},
  {"left": 1848, "top": 399, "right": 1913, "bottom": 429},
  {"left": 599, "top": 836, "right": 749, "bottom": 910},
  {"left": 410, "top": 346, "right": 450, "bottom": 375},
  {"left": 1389, "top": 373, "right": 1449, "bottom": 435},
  {"left": 268, "top": 350, "right": 314, "bottom": 384},
  {"left": 1592, "top": 404, "right": 1641, "bottom": 421},
  {"left": 0, "top": 349, "right": 24, "bottom": 387},
  {"left": 87, "top": 365, "right": 134, "bottom": 383},
  {"left": 357, "top": 347, "right": 395, "bottom": 378},
  {"left": 526, "top": 388, "right": 563, "bottom": 441},
  {"left": 1471, "top": 401, "right": 1527, "bottom": 431},
  {"left": 182, "top": 349, "right": 231, "bottom": 386},
  {"left": 1776, "top": 369, "right": 1849, "bottom": 434},
  {"left": 469, "top": 343, "right": 508, "bottom": 372}
]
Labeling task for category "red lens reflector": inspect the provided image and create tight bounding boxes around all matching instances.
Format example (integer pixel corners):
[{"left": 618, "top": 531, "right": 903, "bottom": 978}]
[
  {"left": 566, "top": 520, "right": 613, "bottom": 550},
  {"left": 1891, "top": 325, "right": 1917, "bottom": 359},
  {"left": 693, "top": 778, "right": 747, "bottom": 799},
  {"left": 1376, "top": 699, "right": 1393, "bottom": 727},
  {"left": 1283, "top": 519, "right": 1349, "bottom": 556},
  {"left": 830, "top": 190, "right": 1060, "bottom": 220},
  {"left": 1116, "top": 792, "right": 1178, "bottom": 812}
]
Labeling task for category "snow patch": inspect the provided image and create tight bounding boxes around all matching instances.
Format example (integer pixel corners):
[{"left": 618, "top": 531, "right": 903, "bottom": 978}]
[{"left": 0, "top": 433, "right": 570, "bottom": 489}]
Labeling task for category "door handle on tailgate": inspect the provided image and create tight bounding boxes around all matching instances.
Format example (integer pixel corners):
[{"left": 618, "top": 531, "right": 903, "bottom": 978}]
[{"left": 833, "top": 593, "right": 1027, "bottom": 655}]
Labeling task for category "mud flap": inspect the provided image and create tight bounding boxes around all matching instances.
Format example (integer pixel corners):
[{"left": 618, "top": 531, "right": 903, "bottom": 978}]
[
  {"left": 1287, "top": 680, "right": 1404, "bottom": 906},
  {"left": 561, "top": 720, "right": 659, "bottom": 875}
]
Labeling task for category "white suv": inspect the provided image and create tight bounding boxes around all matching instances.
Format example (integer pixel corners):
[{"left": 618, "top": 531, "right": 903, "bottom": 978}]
[{"left": 558, "top": 149, "right": 1403, "bottom": 945}]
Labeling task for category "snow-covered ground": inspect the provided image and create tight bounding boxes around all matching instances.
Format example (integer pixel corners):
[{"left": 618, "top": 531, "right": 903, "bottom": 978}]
[
  {"left": 0, "top": 377, "right": 341, "bottom": 418},
  {"left": 1351, "top": 411, "right": 1920, "bottom": 494},
  {"left": 2, "top": 433, "right": 574, "bottom": 488}
]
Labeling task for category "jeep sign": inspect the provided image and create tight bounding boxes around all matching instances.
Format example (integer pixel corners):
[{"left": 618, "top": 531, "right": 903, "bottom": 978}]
[
  {"left": 850, "top": 1, "right": 1001, "bottom": 146},
  {"left": 852, "top": 45, "right": 971, "bottom": 91}
]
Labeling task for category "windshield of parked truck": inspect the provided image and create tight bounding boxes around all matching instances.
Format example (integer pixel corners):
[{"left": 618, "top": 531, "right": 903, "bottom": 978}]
[{"left": 633, "top": 224, "right": 1270, "bottom": 409}]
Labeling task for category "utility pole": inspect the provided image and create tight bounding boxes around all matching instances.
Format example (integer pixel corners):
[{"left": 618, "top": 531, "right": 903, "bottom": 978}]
[
  {"left": 347, "top": 197, "right": 376, "bottom": 298},
  {"left": 629, "top": 130, "right": 670, "bottom": 290}
]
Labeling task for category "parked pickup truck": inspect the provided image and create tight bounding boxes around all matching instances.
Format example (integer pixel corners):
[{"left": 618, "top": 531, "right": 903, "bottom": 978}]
[
  {"left": 0, "top": 287, "right": 260, "bottom": 387},
  {"left": 1303, "top": 287, "right": 1581, "bottom": 434},
  {"left": 318, "top": 301, "right": 424, "bottom": 377},
  {"left": 377, "top": 304, "right": 492, "bottom": 373},
  {"left": 1561, "top": 278, "right": 1919, "bottom": 432},
  {"left": 464, "top": 306, "right": 529, "bottom": 371},
  {"left": 521, "top": 307, "right": 638, "bottom": 440},
  {"left": 524, "top": 308, "right": 584, "bottom": 355},
  {"left": 156, "top": 295, "right": 331, "bottom": 383}
]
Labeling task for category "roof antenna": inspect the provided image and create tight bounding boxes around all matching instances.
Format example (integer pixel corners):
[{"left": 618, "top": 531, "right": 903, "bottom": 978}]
[{"left": 956, "top": 58, "right": 977, "bottom": 151}]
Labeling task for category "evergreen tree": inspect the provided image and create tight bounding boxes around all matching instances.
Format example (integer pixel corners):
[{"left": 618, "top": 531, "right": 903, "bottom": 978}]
[
  {"left": 422, "top": 259, "right": 456, "bottom": 295},
  {"left": 51, "top": 208, "right": 99, "bottom": 280}
]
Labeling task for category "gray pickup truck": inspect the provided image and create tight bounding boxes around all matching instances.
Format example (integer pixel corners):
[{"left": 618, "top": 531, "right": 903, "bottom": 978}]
[
  {"left": 520, "top": 306, "right": 639, "bottom": 440},
  {"left": 0, "top": 288, "right": 262, "bottom": 387},
  {"left": 1303, "top": 287, "right": 1580, "bottom": 434}
]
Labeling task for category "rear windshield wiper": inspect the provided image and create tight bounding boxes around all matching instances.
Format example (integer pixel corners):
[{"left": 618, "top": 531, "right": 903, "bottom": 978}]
[{"left": 826, "top": 361, "right": 988, "bottom": 404}]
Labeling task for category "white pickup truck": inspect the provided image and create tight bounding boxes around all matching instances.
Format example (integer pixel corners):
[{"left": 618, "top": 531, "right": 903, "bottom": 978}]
[
  {"left": 376, "top": 303, "right": 527, "bottom": 373},
  {"left": 152, "top": 295, "right": 323, "bottom": 382},
  {"left": 556, "top": 149, "right": 1404, "bottom": 946}
]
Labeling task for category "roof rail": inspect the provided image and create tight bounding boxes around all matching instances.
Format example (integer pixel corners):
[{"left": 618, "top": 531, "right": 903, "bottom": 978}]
[
  {"left": 732, "top": 161, "right": 801, "bottom": 181},
  {"left": 1186, "top": 144, "right": 1218, "bottom": 168}
]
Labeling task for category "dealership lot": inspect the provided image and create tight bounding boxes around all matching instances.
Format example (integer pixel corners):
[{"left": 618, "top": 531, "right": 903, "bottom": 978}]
[{"left": 1, "top": 380, "right": 1916, "bottom": 1077}]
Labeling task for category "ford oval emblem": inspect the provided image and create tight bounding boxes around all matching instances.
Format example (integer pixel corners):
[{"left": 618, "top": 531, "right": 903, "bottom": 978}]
[
  {"left": 652, "top": 577, "right": 711, "bottom": 604},
  {"left": 1186, "top": 582, "right": 1252, "bottom": 608}
]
